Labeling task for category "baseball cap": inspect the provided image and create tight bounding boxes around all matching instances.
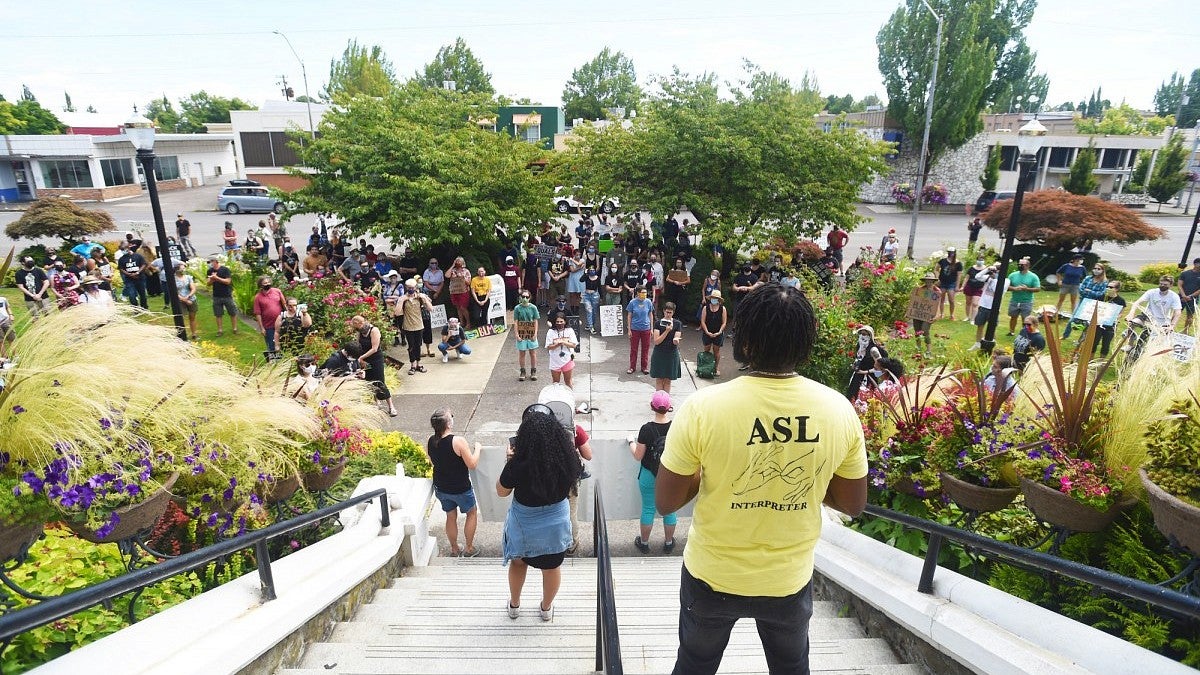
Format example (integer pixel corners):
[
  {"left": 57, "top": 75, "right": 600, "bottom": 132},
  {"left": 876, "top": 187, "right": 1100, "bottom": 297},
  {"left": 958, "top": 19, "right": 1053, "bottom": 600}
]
[
  {"left": 651, "top": 390, "right": 671, "bottom": 412},
  {"left": 385, "top": 270, "right": 400, "bottom": 278},
  {"left": 506, "top": 256, "right": 514, "bottom": 262}
]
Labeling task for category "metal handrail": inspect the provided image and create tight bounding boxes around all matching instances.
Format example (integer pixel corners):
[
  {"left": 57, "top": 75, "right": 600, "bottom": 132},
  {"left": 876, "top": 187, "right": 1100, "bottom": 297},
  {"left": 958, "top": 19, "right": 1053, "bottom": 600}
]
[
  {"left": 862, "top": 504, "right": 1200, "bottom": 619},
  {"left": 0, "top": 488, "right": 390, "bottom": 641},
  {"left": 593, "top": 479, "right": 623, "bottom": 674}
]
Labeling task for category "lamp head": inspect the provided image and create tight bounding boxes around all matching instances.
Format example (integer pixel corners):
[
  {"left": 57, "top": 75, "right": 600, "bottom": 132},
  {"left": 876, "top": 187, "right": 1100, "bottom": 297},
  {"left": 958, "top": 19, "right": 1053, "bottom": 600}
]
[
  {"left": 1015, "top": 118, "right": 1047, "bottom": 157},
  {"left": 124, "top": 111, "right": 156, "bottom": 151}
]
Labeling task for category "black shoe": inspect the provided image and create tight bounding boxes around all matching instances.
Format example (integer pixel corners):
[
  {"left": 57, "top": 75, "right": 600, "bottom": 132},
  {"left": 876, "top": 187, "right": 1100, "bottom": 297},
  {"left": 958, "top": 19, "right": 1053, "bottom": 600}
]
[
  {"left": 663, "top": 539, "right": 676, "bottom": 554},
  {"left": 634, "top": 536, "right": 650, "bottom": 554}
]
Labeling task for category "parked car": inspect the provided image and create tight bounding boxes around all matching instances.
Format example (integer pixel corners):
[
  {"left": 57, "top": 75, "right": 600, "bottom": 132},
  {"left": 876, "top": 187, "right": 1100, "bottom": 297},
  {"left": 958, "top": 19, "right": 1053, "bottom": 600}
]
[
  {"left": 972, "top": 190, "right": 1016, "bottom": 215},
  {"left": 228, "top": 178, "right": 262, "bottom": 187},
  {"left": 217, "top": 186, "right": 285, "bottom": 214},
  {"left": 553, "top": 186, "right": 619, "bottom": 214}
]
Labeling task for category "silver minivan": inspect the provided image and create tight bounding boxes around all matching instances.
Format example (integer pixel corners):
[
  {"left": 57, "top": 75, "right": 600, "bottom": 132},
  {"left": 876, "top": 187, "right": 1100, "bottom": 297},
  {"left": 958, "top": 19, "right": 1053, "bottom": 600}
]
[{"left": 217, "top": 186, "right": 285, "bottom": 214}]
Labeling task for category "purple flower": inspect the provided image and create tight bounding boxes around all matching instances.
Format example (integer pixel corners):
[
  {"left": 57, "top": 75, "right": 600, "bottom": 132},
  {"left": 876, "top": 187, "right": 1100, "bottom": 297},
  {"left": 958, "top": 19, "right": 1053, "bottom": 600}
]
[
  {"left": 206, "top": 513, "right": 218, "bottom": 527},
  {"left": 1043, "top": 463, "right": 1058, "bottom": 482},
  {"left": 99, "top": 418, "right": 112, "bottom": 430},
  {"left": 12, "top": 405, "right": 25, "bottom": 414},
  {"left": 94, "top": 513, "right": 120, "bottom": 540}
]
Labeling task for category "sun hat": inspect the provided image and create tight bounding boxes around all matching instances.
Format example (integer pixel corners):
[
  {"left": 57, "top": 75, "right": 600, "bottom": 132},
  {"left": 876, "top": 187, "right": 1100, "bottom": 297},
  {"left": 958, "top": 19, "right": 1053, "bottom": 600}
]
[
  {"left": 385, "top": 270, "right": 400, "bottom": 278},
  {"left": 854, "top": 325, "right": 875, "bottom": 338},
  {"left": 79, "top": 275, "right": 102, "bottom": 286},
  {"left": 708, "top": 289, "right": 722, "bottom": 300},
  {"left": 921, "top": 271, "right": 937, "bottom": 281},
  {"left": 404, "top": 278, "right": 418, "bottom": 289},
  {"left": 651, "top": 390, "right": 671, "bottom": 412}
]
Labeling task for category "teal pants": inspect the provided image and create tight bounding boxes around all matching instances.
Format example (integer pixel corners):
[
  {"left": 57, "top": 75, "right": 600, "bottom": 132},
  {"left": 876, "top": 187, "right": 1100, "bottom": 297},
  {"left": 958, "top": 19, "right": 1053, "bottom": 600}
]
[{"left": 638, "top": 467, "right": 678, "bottom": 527}]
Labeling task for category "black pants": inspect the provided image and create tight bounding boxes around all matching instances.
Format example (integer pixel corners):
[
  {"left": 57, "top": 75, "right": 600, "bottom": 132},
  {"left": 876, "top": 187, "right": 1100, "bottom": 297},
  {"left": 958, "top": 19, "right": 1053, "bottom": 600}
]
[
  {"left": 363, "top": 356, "right": 390, "bottom": 401},
  {"left": 404, "top": 329, "right": 423, "bottom": 362}
]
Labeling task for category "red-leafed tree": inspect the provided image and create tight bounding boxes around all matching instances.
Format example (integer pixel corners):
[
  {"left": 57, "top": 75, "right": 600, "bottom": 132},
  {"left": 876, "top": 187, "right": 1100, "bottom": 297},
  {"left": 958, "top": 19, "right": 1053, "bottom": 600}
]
[{"left": 981, "top": 190, "right": 1165, "bottom": 250}]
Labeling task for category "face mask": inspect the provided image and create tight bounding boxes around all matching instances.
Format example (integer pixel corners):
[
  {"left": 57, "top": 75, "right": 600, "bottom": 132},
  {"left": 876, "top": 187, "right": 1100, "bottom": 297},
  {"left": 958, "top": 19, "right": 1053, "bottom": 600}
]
[
  {"left": 976, "top": 260, "right": 985, "bottom": 267},
  {"left": 871, "top": 369, "right": 883, "bottom": 378},
  {"left": 742, "top": 267, "right": 751, "bottom": 273},
  {"left": 709, "top": 299, "right": 719, "bottom": 306},
  {"left": 301, "top": 365, "right": 316, "bottom": 376},
  {"left": 587, "top": 249, "right": 595, "bottom": 254},
  {"left": 858, "top": 335, "right": 870, "bottom": 347},
  {"left": 406, "top": 288, "right": 415, "bottom": 294}
]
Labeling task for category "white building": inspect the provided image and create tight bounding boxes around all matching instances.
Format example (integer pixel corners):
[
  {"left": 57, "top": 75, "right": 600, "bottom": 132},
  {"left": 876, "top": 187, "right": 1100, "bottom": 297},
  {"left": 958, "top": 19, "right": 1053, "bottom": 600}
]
[{"left": 229, "top": 100, "right": 329, "bottom": 190}]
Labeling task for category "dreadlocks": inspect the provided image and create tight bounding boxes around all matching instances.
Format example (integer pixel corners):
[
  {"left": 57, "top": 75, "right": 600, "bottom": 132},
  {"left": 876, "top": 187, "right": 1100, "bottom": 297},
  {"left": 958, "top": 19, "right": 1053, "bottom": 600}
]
[{"left": 731, "top": 282, "right": 818, "bottom": 371}]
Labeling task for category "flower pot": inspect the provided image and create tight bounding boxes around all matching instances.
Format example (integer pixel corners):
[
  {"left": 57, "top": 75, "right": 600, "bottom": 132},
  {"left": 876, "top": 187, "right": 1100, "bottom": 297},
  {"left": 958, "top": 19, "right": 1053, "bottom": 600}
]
[
  {"left": 0, "top": 522, "right": 44, "bottom": 562},
  {"left": 1019, "top": 477, "right": 1131, "bottom": 533},
  {"left": 1140, "top": 469, "right": 1200, "bottom": 556},
  {"left": 69, "top": 472, "right": 180, "bottom": 544},
  {"left": 893, "top": 476, "right": 940, "bottom": 499},
  {"left": 302, "top": 460, "right": 347, "bottom": 492},
  {"left": 261, "top": 474, "right": 301, "bottom": 504},
  {"left": 939, "top": 472, "right": 1020, "bottom": 513}
]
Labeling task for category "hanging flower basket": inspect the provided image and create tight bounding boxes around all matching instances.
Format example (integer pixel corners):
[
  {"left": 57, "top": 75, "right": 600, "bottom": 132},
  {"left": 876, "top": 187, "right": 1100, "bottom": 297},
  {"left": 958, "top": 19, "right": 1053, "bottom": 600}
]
[
  {"left": 302, "top": 459, "right": 347, "bottom": 492},
  {"left": 0, "top": 522, "right": 45, "bottom": 562},
  {"left": 1140, "top": 469, "right": 1200, "bottom": 556},
  {"left": 939, "top": 472, "right": 1020, "bottom": 513},
  {"left": 68, "top": 472, "right": 180, "bottom": 544},
  {"left": 261, "top": 474, "right": 301, "bottom": 505},
  {"left": 893, "top": 476, "right": 941, "bottom": 500},
  {"left": 1020, "top": 478, "right": 1133, "bottom": 533}
]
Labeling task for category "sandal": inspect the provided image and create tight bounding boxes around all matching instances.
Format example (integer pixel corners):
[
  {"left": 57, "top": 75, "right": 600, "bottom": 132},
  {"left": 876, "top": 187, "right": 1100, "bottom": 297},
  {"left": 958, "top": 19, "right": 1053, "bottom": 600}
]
[
  {"left": 408, "top": 367, "right": 416, "bottom": 375},
  {"left": 415, "top": 365, "right": 427, "bottom": 373}
]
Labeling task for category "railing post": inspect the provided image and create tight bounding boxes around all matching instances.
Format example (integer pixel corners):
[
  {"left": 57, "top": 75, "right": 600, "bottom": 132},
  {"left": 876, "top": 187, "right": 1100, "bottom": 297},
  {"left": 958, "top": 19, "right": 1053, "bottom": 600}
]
[
  {"left": 379, "top": 494, "right": 390, "bottom": 528},
  {"left": 918, "top": 532, "right": 943, "bottom": 594},
  {"left": 255, "top": 540, "right": 277, "bottom": 602}
]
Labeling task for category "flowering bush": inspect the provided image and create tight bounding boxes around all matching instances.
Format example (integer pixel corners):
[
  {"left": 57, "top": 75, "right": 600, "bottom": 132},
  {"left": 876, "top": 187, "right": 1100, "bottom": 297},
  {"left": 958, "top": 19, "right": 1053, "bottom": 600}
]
[
  {"left": 283, "top": 277, "right": 394, "bottom": 355},
  {"left": 845, "top": 259, "right": 920, "bottom": 327},
  {"left": 927, "top": 374, "right": 1032, "bottom": 487},
  {"left": 891, "top": 183, "right": 915, "bottom": 205},
  {"left": 791, "top": 239, "right": 824, "bottom": 262},
  {"left": 922, "top": 182, "right": 949, "bottom": 205},
  {"left": 301, "top": 400, "right": 373, "bottom": 475},
  {"left": 795, "top": 283, "right": 859, "bottom": 390}
]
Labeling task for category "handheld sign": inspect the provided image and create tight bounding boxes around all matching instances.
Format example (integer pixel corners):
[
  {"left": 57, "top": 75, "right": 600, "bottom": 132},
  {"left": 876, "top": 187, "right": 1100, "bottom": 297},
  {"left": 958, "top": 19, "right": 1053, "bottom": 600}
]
[
  {"left": 599, "top": 304, "right": 624, "bottom": 337},
  {"left": 429, "top": 304, "right": 448, "bottom": 329},
  {"left": 486, "top": 274, "right": 507, "bottom": 323},
  {"left": 905, "top": 287, "right": 939, "bottom": 323}
]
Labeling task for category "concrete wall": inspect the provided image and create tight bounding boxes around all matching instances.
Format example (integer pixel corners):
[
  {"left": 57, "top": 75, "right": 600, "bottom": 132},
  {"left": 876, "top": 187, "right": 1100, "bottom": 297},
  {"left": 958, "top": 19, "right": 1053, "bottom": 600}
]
[{"left": 860, "top": 133, "right": 989, "bottom": 205}]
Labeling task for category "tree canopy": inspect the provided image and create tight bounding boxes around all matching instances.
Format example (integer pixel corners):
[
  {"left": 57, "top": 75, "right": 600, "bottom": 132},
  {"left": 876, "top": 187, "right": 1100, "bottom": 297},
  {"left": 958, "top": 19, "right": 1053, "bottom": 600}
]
[
  {"left": 981, "top": 191, "right": 1164, "bottom": 250},
  {"left": 1153, "top": 72, "right": 1187, "bottom": 117},
  {"left": 554, "top": 66, "right": 891, "bottom": 248},
  {"left": 980, "top": 143, "right": 1002, "bottom": 191},
  {"left": 287, "top": 81, "right": 552, "bottom": 249},
  {"left": 0, "top": 97, "right": 64, "bottom": 135},
  {"left": 6, "top": 197, "right": 115, "bottom": 241},
  {"left": 1147, "top": 132, "right": 1189, "bottom": 208},
  {"left": 561, "top": 47, "right": 642, "bottom": 122},
  {"left": 877, "top": 0, "right": 1042, "bottom": 169},
  {"left": 322, "top": 40, "right": 397, "bottom": 101},
  {"left": 176, "top": 91, "right": 256, "bottom": 133},
  {"left": 416, "top": 37, "right": 494, "bottom": 95},
  {"left": 1061, "top": 139, "right": 1098, "bottom": 196},
  {"left": 1074, "top": 103, "right": 1171, "bottom": 136}
]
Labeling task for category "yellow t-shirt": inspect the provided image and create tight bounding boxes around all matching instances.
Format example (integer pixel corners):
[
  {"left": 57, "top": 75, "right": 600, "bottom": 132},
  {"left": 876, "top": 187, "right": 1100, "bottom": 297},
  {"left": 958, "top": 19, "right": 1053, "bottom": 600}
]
[
  {"left": 470, "top": 276, "right": 491, "bottom": 297},
  {"left": 660, "top": 374, "right": 867, "bottom": 596}
]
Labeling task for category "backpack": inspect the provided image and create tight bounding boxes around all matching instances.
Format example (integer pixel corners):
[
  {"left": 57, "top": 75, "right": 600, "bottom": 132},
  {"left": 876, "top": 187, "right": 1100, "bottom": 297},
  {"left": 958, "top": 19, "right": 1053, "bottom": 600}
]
[
  {"left": 642, "top": 428, "right": 669, "bottom": 476},
  {"left": 696, "top": 350, "right": 716, "bottom": 379}
]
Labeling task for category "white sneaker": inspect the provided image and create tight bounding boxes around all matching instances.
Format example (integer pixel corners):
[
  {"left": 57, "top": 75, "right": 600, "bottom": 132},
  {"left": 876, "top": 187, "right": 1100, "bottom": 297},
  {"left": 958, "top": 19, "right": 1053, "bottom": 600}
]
[
  {"left": 457, "top": 352, "right": 464, "bottom": 359},
  {"left": 967, "top": 342, "right": 980, "bottom": 351},
  {"left": 507, "top": 602, "right": 520, "bottom": 620},
  {"left": 539, "top": 604, "right": 554, "bottom": 622},
  {"left": 442, "top": 354, "right": 449, "bottom": 363}
]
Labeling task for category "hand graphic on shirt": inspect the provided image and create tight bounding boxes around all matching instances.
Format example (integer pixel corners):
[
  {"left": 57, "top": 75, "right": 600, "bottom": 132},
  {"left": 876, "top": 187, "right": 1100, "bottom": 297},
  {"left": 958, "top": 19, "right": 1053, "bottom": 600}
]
[{"left": 732, "top": 444, "right": 822, "bottom": 502}]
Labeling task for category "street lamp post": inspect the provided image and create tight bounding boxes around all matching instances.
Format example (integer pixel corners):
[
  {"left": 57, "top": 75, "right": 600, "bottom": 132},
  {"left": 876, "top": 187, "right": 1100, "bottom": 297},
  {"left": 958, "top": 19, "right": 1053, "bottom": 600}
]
[
  {"left": 273, "top": 30, "right": 316, "bottom": 140},
  {"left": 981, "top": 118, "right": 1047, "bottom": 355},
  {"left": 125, "top": 112, "right": 187, "bottom": 341},
  {"left": 905, "top": 0, "right": 944, "bottom": 260}
]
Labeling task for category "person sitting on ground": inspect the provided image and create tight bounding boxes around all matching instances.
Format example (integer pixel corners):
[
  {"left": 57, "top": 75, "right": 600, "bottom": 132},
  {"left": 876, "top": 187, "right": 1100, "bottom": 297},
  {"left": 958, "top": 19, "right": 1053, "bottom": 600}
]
[
  {"left": 498, "top": 405, "right": 582, "bottom": 622},
  {"left": 1013, "top": 315, "right": 1046, "bottom": 371},
  {"left": 320, "top": 341, "right": 364, "bottom": 377},
  {"left": 439, "top": 317, "right": 472, "bottom": 362},
  {"left": 428, "top": 408, "right": 483, "bottom": 557},
  {"left": 629, "top": 390, "right": 679, "bottom": 555},
  {"left": 287, "top": 354, "right": 320, "bottom": 401},
  {"left": 983, "top": 353, "right": 1020, "bottom": 401}
]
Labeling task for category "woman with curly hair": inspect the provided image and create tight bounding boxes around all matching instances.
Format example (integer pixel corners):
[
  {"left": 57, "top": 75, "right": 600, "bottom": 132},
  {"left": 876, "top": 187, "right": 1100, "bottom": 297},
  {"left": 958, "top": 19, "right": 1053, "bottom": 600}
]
[{"left": 497, "top": 405, "right": 581, "bottom": 622}]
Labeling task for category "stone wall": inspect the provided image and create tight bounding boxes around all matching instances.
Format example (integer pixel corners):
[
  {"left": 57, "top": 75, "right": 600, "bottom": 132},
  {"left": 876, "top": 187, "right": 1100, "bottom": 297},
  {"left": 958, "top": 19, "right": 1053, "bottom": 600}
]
[{"left": 860, "top": 130, "right": 988, "bottom": 206}]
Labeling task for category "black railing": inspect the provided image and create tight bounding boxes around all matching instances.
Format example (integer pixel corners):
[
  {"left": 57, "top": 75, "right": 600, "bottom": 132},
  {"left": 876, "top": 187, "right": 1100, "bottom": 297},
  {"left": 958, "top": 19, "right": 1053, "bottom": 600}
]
[
  {"left": 593, "top": 480, "right": 623, "bottom": 674},
  {"left": 0, "top": 488, "right": 390, "bottom": 642},
  {"left": 863, "top": 504, "right": 1200, "bottom": 620}
]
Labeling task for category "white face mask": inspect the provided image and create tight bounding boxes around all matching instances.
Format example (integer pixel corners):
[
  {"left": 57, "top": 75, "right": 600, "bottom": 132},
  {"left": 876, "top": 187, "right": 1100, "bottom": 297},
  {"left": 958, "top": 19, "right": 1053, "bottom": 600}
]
[
  {"left": 858, "top": 335, "right": 870, "bottom": 347},
  {"left": 301, "top": 365, "right": 315, "bottom": 376}
]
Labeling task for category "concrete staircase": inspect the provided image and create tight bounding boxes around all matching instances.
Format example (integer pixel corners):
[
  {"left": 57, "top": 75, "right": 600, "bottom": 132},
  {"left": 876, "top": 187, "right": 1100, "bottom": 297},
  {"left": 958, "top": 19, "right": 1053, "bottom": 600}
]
[{"left": 280, "top": 556, "right": 923, "bottom": 675}]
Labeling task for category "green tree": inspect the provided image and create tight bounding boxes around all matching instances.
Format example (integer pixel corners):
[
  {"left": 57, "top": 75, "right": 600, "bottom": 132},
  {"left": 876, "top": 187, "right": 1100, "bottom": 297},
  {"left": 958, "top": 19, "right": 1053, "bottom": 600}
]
[
  {"left": 1180, "top": 68, "right": 1200, "bottom": 128},
  {"left": 20, "top": 85, "right": 35, "bottom": 102},
  {"left": 1128, "top": 151, "right": 1151, "bottom": 193},
  {"left": 980, "top": 143, "right": 1002, "bottom": 191},
  {"left": 416, "top": 37, "right": 493, "bottom": 95},
  {"left": 1153, "top": 72, "right": 1185, "bottom": 117},
  {"left": 859, "top": 94, "right": 884, "bottom": 109},
  {"left": 322, "top": 40, "right": 397, "bottom": 101},
  {"left": 824, "top": 94, "right": 858, "bottom": 114},
  {"left": 9, "top": 99, "right": 64, "bottom": 134},
  {"left": 1075, "top": 103, "right": 1170, "bottom": 136},
  {"left": 287, "top": 81, "right": 551, "bottom": 249},
  {"left": 1061, "top": 139, "right": 1099, "bottom": 196},
  {"left": 555, "top": 65, "right": 891, "bottom": 248},
  {"left": 63, "top": 91, "right": 75, "bottom": 113},
  {"left": 145, "top": 95, "right": 181, "bottom": 133},
  {"left": 877, "top": 0, "right": 1034, "bottom": 173},
  {"left": 987, "top": 40, "right": 1049, "bottom": 113},
  {"left": 561, "top": 47, "right": 642, "bottom": 122},
  {"left": 1147, "top": 133, "right": 1189, "bottom": 210},
  {"left": 5, "top": 197, "right": 115, "bottom": 241},
  {"left": 0, "top": 101, "right": 24, "bottom": 134},
  {"left": 176, "top": 91, "right": 256, "bottom": 133}
]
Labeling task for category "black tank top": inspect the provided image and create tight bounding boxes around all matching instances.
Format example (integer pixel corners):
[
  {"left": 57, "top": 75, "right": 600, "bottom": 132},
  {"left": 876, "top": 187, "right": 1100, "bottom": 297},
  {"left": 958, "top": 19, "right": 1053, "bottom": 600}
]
[
  {"left": 427, "top": 434, "right": 471, "bottom": 493},
  {"left": 358, "top": 323, "right": 383, "bottom": 365},
  {"left": 703, "top": 304, "right": 724, "bottom": 333}
]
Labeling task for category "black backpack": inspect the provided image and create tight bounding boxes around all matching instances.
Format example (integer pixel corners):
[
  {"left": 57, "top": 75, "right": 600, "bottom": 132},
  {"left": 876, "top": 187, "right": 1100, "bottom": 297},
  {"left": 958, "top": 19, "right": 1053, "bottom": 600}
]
[{"left": 642, "top": 427, "right": 669, "bottom": 476}]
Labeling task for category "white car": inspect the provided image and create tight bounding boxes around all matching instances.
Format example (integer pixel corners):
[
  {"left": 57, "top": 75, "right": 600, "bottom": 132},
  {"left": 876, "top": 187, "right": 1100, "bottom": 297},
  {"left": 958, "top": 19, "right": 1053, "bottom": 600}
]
[{"left": 553, "top": 186, "right": 619, "bottom": 214}]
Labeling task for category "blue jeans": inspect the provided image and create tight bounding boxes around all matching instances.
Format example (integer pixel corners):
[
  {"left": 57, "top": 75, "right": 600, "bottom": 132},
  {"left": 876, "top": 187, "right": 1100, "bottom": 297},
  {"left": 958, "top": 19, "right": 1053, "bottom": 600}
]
[
  {"left": 582, "top": 290, "right": 600, "bottom": 330},
  {"left": 124, "top": 276, "right": 148, "bottom": 308},
  {"left": 264, "top": 327, "right": 277, "bottom": 352},
  {"left": 638, "top": 467, "right": 677, "bottom": 527},
  {"left": 673, "top": 566, "right": 813, "bottom": 675},
  {"left": 438, "top": 342, "right": 472, "bottom": 356}
]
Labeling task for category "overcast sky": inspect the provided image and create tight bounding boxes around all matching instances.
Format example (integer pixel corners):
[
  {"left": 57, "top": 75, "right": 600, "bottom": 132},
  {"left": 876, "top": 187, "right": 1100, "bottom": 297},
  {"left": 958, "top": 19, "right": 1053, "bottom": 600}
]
[{"left": 2, "top": 0, "right": 1195, "bottom": 119}]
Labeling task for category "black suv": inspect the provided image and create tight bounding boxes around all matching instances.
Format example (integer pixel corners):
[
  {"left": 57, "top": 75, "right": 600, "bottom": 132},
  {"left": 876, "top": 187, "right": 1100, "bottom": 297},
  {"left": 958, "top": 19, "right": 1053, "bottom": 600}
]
[{"left": 973, "top": 190, "right": 1016, "bottom": 215}]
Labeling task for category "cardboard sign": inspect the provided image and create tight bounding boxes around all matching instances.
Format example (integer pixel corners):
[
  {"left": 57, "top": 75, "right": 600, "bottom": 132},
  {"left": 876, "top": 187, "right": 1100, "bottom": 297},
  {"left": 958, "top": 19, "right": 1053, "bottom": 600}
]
[
  {"left": 905, "top": 287, "right": 940, "bottom": 323},
  {"left": 534, "top": 244, "right": 560, "bottom": 263},
  {"left": 516, "top": 320, "right": 537, "bottom": 341},
  {"left": 1070, "top": 299, "right": 1122, "bottom": 327},
  {"left": 486, "top": 274, "right": 507, "bottom": 323},
  {"left": 599, "top": 304, "right": 624, "bottom": 337},
  {"left": 1171, "top": 332, "right": 1196, "bottom": 362},
  {"left": 429, "top": 304, "right": 448, "bottom": 329},
  {"left": 667, "top": 269, "right": 689, "bottom": 284}
]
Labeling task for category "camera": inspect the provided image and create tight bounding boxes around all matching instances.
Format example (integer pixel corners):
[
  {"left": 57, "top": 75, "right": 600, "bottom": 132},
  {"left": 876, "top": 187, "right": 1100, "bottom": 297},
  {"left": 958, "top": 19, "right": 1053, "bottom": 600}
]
[
  {"left": 659, "top": 318, "right": 672, "bottom": 328},
  {"left": 297, "top": 303, "right": 307, "bottom": 313}
]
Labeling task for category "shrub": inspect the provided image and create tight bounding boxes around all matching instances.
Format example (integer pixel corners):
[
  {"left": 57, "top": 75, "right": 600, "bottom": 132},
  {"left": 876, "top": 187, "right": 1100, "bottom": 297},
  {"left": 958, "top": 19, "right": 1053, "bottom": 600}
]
[
  {"left": 797, "top": 286, "right": 858, "bottom": 390},
  {"left": 1138, "top": 261, "right": 1182, "bottom": 283},
  {"left": 846, "top": 259, "right": 920, "bottom": 328}
]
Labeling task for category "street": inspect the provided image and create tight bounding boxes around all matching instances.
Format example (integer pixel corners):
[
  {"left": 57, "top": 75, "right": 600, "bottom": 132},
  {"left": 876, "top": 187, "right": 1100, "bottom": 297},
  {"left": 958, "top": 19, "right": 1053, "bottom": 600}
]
[{"left": 1, "top": 184, "right": 1195, "bottom": 274}]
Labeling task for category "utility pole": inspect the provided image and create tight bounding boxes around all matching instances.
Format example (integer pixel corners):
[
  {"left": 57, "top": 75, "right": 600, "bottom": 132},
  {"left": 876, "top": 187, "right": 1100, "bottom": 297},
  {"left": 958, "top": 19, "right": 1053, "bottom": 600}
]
[
  {"left": 277, "top": 75, "right": 292, "bottom": 101},
  {"left": 906, "top": 0, "right": 944, "bottom": 260}
]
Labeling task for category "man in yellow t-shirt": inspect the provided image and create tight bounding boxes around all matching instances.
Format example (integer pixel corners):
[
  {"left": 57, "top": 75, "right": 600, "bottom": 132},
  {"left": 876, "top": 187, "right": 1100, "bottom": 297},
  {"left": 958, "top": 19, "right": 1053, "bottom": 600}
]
[{"left": 657, "top": 283, "right": 868, "bottom": 675}]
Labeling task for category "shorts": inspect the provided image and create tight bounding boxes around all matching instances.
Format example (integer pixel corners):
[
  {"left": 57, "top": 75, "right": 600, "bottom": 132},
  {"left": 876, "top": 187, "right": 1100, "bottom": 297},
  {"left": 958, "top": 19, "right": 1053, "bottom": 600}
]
[
  {"left": 435, "top": 487, "right": 477, "bottom": 513},
  {"left": 1183, "top": 298, "right": 1196, "bottom": 315},
  {"left": 212, "top": 296, "right": 238, "bottom": 317},
  {"left": 938, "top": 281, "right": 957, "bottom": 291},
  {"left": 1007, "top": 300, "right": 1033, "bottom": 318},
  {"left": 516, "top": 339, "right": 539, "bottom": 351},
  {"left": 701, "top": 332, "right": 724, "bottom": 347},
  {"left": 963, "top": 283, "right": 984, "bottom": 298},
  {"left": 974, "top": 306, "right": 994, "bottom": 327},
  {"left": 181, "top": 298, "right": 198, "bottom": 315},
  {"left": 523, "top": 551, "right": 566, "bottom": 570},
  {"left": 1058, "top": 283, "right": 1080, "bottom": 296},
  {"left": 553, "top": 357, "right": 576, "bottom": 373}
]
